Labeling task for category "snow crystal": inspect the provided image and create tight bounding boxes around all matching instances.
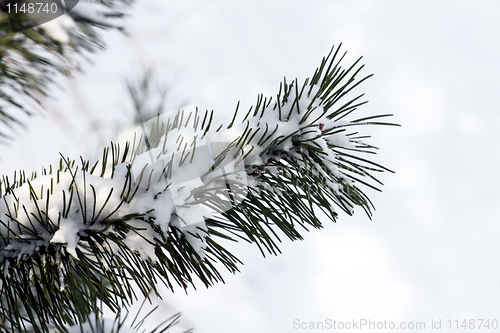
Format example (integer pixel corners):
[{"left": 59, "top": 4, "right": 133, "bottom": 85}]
[{"left": 50, "top": 220, "right": 83, "bottom": 258}]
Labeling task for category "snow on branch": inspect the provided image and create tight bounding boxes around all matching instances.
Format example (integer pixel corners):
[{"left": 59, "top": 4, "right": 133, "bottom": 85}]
[{"left": 0, "top": 44, "right": 398, "bottom": 333}]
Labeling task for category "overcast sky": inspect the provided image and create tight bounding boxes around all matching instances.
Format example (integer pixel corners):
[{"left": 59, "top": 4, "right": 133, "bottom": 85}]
[{"left": 2, "top": 1, "right": 500, "bottom": 332}]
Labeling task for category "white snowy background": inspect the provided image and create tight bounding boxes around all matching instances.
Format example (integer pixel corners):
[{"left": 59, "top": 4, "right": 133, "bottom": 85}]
[{"left": 2, "top": 0, "right": 500, "bottom": 332}]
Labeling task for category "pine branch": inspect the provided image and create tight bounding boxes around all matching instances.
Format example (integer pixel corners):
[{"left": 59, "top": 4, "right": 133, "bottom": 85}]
[
  {"left": 0, "top": 0, "right": 132, "bottom": 141},
  {"left": 0, "top": 44, "right": 398, "bottom": 333}
]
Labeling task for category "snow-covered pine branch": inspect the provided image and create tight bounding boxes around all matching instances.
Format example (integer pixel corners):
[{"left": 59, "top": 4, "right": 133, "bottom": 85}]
[{"left": 0, "top": 45, "right": 397, "bottom": 333}]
